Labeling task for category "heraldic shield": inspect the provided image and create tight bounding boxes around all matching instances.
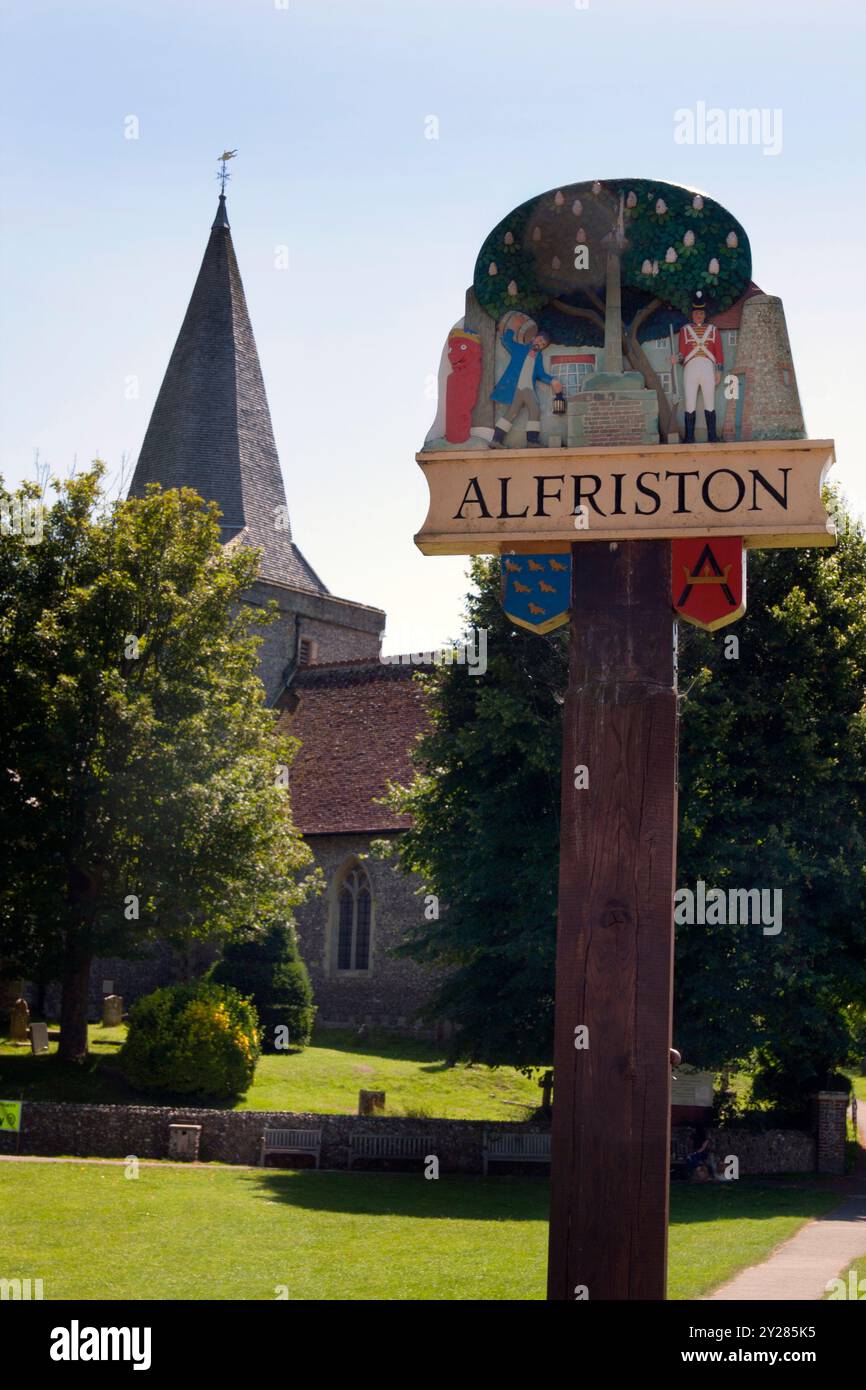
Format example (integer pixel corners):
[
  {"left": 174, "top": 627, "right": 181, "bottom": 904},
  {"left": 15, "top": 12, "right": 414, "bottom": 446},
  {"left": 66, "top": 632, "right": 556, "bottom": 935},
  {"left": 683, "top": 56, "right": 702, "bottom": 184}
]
[
  {"left": 672, "top": 536, "right": 747, "bottom": 631},
  {"left": 500, "top": 552, "right": 571, "bottom": 634}
]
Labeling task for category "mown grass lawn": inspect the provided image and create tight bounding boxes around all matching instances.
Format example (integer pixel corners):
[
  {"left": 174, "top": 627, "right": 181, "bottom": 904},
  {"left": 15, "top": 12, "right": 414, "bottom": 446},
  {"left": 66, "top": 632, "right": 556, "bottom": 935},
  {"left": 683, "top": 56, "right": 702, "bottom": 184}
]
[
  {"left": 666, "top": 1180, "right": 841, "bottom": 1299},
  {"left": 0, "top": 1026, "right": 540, "bottom": 1120},
  {"left": 0, "top": 1162, "right": 841, "bottom": 1301}
]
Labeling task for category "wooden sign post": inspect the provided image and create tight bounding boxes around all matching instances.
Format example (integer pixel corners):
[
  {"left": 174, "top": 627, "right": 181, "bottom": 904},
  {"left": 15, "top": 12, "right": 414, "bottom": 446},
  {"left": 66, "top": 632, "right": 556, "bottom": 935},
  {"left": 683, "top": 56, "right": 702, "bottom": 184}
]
[
  {"left": 415, "top": 176, "right": 836, "bottom": 1302},
  {"left": 548, "top": 538, "right": 677, "bottom": 1300}
]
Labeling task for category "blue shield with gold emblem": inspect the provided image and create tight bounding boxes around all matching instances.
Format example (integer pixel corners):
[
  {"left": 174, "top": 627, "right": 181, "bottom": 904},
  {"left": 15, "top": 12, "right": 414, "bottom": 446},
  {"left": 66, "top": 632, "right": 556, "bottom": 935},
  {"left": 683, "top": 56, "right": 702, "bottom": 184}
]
[{"left": 500, "top": 552, "right": 572, "bottom": 634}]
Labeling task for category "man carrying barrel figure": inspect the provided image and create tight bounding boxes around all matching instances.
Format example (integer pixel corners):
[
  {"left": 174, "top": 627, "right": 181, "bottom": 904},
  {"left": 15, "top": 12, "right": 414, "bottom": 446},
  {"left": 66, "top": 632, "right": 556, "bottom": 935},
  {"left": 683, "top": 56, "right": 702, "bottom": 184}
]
[
  {"left": 671, "top": 289, "right": 724, "bottom": 442},
  {"left": 490, "top": 313, "right": 563, "bottom": 447}
]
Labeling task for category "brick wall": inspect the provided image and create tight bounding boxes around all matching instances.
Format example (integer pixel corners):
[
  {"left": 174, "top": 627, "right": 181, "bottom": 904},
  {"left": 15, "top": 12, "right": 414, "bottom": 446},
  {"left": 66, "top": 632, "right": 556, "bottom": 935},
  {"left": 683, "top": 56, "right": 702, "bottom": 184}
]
[
  {"left": 814, "top": 1091, "right": 848, "bottom": 1175},
  {"left": 567, "top": 389, "right": 659, "bottom": 448}
]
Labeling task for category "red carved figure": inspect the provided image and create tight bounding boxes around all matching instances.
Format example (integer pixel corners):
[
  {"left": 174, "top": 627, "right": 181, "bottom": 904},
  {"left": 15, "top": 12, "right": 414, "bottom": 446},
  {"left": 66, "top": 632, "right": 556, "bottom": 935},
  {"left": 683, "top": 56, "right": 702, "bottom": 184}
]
[{"left": 445, "top": 328, "right": 482, "bottom": 443}]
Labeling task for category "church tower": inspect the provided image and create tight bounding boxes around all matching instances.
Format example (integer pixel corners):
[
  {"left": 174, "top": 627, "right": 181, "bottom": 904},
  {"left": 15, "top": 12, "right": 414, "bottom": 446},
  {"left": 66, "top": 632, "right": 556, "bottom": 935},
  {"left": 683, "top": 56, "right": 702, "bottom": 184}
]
[
  {"left": 119, "top": 182, "right": 438, "bottom": 1032},
  {"left": 129, "top": 192, "right": 385, "bottom": 700}
]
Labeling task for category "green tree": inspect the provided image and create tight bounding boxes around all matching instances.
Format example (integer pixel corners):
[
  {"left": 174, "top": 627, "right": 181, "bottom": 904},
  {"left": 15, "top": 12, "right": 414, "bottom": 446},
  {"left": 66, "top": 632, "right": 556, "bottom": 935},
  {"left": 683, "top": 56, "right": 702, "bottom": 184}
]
[
  {"left": 389, "top": 501, "right": 866, "bottom": 1089},
  {"left": 210, "top": 919, "right": 315, "bottom": 1050},
  {"left": 675, "top": 508, "right": 866, "bottom": 1099},
  {"left": 0, "top": 466, "right": 316, "bottom": 1060},
  {"left": 389, "top": 559, "right": 566, "bottom": 1068}
]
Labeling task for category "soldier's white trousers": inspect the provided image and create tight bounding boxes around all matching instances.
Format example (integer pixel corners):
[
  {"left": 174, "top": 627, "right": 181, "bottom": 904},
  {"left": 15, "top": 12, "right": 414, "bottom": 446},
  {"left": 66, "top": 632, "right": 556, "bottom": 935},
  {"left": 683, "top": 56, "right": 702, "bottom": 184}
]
[{"left": 683, "top": 357, "right": 716, "bottom": 413}]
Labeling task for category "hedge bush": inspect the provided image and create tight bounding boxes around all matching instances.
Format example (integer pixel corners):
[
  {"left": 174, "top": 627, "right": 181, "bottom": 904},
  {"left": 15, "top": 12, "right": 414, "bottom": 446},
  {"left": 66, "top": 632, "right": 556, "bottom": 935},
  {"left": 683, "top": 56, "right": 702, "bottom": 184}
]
[
  {"left": 210, "top": 920, "right": 315, "bottom": 1051},
  {"left": 120, "top": 981, "right": 260, "bottom": 1097}
]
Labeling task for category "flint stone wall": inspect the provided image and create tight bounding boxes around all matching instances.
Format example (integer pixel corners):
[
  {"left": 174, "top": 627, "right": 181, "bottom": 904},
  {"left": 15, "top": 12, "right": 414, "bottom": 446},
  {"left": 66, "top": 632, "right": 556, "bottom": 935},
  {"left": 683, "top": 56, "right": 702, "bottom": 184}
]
[
  {"left": 294, "top": 834, "right": 441, "bottom": 1030},
  {"left": 0, "top": 1103, "right": 546, "bottom": 1172},
  {"left": 0, "top": 1102, "right": 816, "bottom": 1174},
  {"left": 695, "top": 1126, "right": 815, "bottom": 1175}
]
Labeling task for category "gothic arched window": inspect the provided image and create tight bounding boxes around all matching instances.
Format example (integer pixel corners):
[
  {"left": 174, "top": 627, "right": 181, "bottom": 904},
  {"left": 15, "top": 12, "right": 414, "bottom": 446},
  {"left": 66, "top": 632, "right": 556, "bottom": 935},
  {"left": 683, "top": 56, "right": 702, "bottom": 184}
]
[{"left": 336, "top": 864, "right": 372, "bottom": 972}]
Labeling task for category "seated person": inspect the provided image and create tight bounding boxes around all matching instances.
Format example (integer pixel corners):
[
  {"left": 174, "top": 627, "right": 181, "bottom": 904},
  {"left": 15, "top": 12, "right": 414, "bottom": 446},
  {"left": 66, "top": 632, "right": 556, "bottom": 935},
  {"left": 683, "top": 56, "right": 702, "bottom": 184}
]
[{"left": 686, "top": 1125, "right": 718, "bottom": 1180}]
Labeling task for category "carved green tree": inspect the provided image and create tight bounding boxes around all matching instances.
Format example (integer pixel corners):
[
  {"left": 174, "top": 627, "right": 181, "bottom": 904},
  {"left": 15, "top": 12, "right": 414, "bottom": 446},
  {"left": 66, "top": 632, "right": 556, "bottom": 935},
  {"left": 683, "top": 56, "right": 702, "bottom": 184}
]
[{"left": 473, "top": 178, "right": 751, "bottom": 439}]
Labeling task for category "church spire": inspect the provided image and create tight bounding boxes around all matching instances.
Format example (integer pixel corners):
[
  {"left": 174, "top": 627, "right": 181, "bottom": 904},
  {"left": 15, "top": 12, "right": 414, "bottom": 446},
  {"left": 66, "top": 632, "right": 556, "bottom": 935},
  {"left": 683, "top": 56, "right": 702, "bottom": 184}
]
[
  {"left": 212, "top": 193, "right": 230, "bottom": 230},
  {"left": 128, "top": 181, "right": 327, "bottom": 595}
]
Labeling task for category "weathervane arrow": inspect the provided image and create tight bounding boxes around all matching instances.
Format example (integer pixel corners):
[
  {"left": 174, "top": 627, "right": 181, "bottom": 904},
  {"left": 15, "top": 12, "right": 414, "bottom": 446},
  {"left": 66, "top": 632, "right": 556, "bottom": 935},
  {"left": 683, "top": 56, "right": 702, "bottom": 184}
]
[{"left": 217, "top": 149, "right": 238, "bottom": 194}]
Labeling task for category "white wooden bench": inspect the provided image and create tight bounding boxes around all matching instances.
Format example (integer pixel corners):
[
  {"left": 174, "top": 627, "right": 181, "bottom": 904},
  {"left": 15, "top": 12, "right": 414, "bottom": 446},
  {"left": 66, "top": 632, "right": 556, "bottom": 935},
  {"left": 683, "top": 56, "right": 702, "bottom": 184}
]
[
  {"left": 347, "top": 1133, "right": 431, "bottom": 1169},
  {"left": 259, "top": 1128, "right": 322, "bottom": 1169},
  {"left": 482, "top": 1130, "right": 550, "bottom": 1175}
]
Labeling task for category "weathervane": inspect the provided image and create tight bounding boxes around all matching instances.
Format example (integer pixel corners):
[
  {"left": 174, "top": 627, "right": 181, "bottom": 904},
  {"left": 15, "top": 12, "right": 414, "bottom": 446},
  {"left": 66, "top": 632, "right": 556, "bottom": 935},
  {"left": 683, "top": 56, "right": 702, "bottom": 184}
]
[{"left": 217, "top": 149, "right": 237, "bottom": 195}]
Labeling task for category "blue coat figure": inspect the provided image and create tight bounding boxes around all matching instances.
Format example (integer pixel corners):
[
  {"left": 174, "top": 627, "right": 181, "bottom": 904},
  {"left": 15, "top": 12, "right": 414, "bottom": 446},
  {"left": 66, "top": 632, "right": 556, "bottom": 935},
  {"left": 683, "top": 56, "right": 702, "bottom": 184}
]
[{"left": 491, "top": 318, "right": 563, "bottom": 447}]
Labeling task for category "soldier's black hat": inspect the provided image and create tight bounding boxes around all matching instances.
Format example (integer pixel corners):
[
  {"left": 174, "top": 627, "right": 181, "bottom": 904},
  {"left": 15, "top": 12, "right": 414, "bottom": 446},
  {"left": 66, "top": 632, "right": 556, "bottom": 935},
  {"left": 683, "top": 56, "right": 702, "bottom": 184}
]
[{"left": 691, "top": 289, "right": 709, "bottom": 312}]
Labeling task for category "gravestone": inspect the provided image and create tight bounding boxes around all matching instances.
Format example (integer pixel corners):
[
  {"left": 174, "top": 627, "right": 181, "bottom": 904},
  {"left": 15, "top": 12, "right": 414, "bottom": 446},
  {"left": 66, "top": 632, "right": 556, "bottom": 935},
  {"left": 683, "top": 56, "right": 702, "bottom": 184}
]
[
  {"left": 101, "top": 979, "right": 114, "bottom": 996},
  {"left": 29, "top": 1022, "right": 50, "bottom": 1056},
  {"left": 10, "top": 997, "right": 30, "bottom": 1043},
  {"left": 102, "top": 994, "right": 123, "bottom": 1027},
  {"left": 358, "top": 1090, "right": 386, "bottom": 1116}
]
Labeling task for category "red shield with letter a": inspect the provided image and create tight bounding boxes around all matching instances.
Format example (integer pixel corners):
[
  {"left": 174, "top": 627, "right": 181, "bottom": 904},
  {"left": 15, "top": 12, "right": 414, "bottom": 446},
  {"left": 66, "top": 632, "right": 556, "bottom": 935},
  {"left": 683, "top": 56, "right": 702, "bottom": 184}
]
[{"left": 672, "top": 537, "right": 747, "bottom": 631}]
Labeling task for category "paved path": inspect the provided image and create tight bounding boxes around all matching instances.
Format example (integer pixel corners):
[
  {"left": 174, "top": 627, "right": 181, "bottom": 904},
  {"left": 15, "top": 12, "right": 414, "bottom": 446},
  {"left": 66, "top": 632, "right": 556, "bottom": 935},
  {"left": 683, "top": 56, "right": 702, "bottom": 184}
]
[
  {"left": 710, "top": 1099, "right": 866, "bottom": 1301},
  {"left": 709, "top": 1192, "right": 866, "bottom": 1300}
]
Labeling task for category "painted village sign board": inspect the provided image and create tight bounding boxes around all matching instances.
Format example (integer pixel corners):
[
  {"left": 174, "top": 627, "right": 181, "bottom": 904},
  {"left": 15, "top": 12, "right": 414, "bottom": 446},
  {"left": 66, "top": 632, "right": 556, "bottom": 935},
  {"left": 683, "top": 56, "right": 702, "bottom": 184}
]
[
  {"left": 416, "top": 177, "right": 835, "bottom": 632},
  {"left": 416, "top": 439, "right": 833, "bottom": 550},
  {"left": 413, "top": 177, "right": 837, "bottom": 1301},
  {"left": 413, "top": 178, "right": 837, "bottom": 1301}
]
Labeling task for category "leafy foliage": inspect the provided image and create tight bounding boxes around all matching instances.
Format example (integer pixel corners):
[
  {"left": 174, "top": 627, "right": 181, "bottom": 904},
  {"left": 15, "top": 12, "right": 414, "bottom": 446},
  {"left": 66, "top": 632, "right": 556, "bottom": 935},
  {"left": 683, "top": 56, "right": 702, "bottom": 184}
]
[
  {"left": 210, "top": 920, "right": 316, "bottom": 1051},
  {"left": 390, "top": 500, "right": 866, "bottom": 1093},
  {"left": 389, "top": 558, "right": 566, "bottom": 1069},
  {"left": 676, "top": 506, "right": 866, "bottom": 1097},
  {"left": 473, "top": 178, "right": 751, "bottom": 332},
  {"left": 120, "top": 981, "right": 260, "bottom": 1097},
  {"left": 0, "top": 466, "right": 317, "bottom": 1057}
]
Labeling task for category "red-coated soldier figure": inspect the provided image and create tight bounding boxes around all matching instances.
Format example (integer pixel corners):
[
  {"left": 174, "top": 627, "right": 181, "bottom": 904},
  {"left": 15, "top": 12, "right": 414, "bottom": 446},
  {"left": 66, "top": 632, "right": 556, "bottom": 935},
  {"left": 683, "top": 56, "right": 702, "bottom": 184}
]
[{"left": 671, "top": 289, "right": 724, "bottom": 442}]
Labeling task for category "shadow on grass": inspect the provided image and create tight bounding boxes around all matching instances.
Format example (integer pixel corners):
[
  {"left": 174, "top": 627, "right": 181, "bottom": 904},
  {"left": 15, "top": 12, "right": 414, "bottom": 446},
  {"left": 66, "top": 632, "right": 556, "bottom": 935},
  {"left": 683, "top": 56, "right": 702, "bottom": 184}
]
[
  {"left": 311, "top": 1028, "right": 451, "bottom": 1064},
  {"left": 246, "top": 1168, "right": 833, "bottom": 1226},
  {"left": 0, "top": 1050, "right": 241, "bottom": 1110},
  {"left": 245, "top": 1167, "right": 551, "bottom": 1221},
  {"left": 1, "top": 1023, "right": 539, "bottom": 1109}
]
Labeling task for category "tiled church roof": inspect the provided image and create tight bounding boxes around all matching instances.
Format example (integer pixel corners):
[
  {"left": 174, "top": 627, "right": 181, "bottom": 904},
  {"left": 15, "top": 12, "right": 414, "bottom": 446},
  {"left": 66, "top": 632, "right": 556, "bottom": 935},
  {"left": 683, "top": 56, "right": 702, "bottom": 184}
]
[
  {"left": 128, "top": 195, "right": 325, "bottom": 592},
  {"left": 285, "top": 660, "right": 431, "bottom": 835}
]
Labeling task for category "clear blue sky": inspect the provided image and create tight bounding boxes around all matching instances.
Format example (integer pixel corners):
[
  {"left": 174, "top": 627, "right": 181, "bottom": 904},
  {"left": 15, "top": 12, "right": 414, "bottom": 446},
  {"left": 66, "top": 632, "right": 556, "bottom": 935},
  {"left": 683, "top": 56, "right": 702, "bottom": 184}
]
[{"left": 1, "top": 0, "right": 864, "bottom": 652}]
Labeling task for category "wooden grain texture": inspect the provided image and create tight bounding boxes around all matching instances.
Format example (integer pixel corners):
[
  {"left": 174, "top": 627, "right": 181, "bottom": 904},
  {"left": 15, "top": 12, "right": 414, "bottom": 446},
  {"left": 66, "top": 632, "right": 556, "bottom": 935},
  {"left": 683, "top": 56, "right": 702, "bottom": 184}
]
[{"left": 547, "top": 539, "right": 678, "bottom": 1301}]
